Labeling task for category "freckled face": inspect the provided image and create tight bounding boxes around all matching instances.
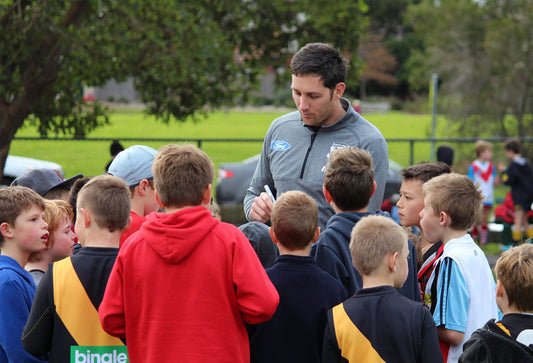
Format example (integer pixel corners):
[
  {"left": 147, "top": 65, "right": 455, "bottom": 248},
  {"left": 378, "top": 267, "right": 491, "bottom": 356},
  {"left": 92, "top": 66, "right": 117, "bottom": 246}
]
[
  {"left": 11, "top": 205, "right": 49, "bottom": 253},
  {"left": 397, "top": 180, "right": 424, "bottom": 228},
  {"left": 49, "top": 219, "right": 76, "bottom": 261}
]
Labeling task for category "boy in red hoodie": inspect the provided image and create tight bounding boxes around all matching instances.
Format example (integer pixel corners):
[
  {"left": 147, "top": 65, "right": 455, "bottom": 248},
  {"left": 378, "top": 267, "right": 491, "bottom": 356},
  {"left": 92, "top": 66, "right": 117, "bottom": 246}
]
[{"left": 99, "top": 144, "right": 279, "bottom": 363}]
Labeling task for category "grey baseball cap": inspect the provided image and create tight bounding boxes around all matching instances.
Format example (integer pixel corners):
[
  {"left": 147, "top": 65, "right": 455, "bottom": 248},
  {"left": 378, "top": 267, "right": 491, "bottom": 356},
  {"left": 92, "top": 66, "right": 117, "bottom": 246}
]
[{"left": 11, "top": 168, "right": 83, "bottom": 196}]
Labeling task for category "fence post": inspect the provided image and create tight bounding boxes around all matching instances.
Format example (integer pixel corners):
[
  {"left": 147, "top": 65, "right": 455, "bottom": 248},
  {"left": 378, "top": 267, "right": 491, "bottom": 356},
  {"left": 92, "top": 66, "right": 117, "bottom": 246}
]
[{"left": 410, "top": 140, "right": 414, "bottom": 166}]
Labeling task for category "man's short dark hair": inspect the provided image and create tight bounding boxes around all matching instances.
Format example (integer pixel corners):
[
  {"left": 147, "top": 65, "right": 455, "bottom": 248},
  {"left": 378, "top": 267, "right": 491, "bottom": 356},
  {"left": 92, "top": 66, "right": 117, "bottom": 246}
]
[{"left": 290, "top": 43, "right": 348, "bottom": 90}]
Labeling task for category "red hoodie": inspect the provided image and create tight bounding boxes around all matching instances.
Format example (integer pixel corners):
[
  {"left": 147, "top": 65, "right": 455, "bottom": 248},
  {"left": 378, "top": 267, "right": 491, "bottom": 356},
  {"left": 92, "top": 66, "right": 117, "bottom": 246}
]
[{"left": 99, "top": 206, "right": 279, "bottom": 362}]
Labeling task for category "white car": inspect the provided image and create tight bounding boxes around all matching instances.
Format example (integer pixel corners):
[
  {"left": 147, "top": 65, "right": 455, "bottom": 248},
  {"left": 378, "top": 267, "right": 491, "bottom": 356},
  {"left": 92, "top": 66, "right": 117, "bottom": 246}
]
[{"left": 2, "top": 155, "right": 64, "bottom": 185}]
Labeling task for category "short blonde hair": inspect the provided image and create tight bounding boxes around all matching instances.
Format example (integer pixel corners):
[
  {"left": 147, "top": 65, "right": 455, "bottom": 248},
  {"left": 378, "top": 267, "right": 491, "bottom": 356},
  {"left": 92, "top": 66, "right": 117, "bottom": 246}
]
[
  {"left": 77, "top": 175, "right": 131, "bottom": 233},
  {"left": 324, "top": 147, "right": 374, "bottom": 211},
  {"left": 475, "top": 140, "right": 493, "bottom": 157},
  {"left": 495, "top": 244, "right": 533, "bottom": 311},
  {"left": 422, "top": 173, "right": 482, "bottom": 230},
  {"left": 350, "top": 215, "right": 408, "bottom": 276},
  {"left": 28, "top": 199, "right": 74, "bottom": 263},
  {"left": 271, "top": 191, "right": 318, "bottom": 250},
  {"left": 153, "top": 144, "right": 214, "bottom": 208}
]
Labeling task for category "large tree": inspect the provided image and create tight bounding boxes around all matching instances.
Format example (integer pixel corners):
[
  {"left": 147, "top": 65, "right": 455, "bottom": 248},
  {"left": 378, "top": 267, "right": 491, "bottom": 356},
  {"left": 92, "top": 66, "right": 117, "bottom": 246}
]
[
  {"left": 0, "top": 0, "right": 367, "bottom": 178},
  {"left": 408, "top": 0, "right": 533, "bottom": 142}
]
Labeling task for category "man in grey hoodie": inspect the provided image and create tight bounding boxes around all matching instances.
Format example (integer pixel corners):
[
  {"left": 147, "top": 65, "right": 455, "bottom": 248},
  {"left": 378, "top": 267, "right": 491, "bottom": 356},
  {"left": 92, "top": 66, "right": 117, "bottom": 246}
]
[{"left": 244, "top": 42, "right": 388, "bottom": 229}]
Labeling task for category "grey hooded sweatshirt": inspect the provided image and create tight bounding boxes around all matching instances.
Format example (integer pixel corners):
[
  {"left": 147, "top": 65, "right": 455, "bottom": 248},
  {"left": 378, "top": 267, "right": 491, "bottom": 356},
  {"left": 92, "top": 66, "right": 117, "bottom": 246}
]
[{"left": 244, "top": 98, "right": 388, "bottom": 229}]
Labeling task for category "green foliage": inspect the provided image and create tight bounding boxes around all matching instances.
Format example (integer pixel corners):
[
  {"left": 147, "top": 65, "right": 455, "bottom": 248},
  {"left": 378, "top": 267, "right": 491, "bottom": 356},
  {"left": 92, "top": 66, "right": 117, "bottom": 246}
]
[
  {"left": 0, "top": 0, "right": 369, "bottom": 167},
  {"left": 408, "top": 0, "right": 533, "bottom": 152}
]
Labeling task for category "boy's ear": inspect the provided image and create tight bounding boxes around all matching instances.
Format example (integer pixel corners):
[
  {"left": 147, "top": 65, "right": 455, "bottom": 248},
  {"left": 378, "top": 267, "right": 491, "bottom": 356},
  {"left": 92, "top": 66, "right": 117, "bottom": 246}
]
[
  {"left": 0, "top": 222, "right": 13, "bottom": 239},
  {"left": 80, "top": 208, "right": 91, "bottom": 228},
  {"left": 439, "top": 211, "right": 450, "bottom": 226},
  {"left": 495, "top": 279, "right": 504, "bottom": 298},
  {"left": 323, "top": 185, "right": 333, "bottom": 204},
  {"left": 388, "top": 251, "right": 399, "bottom": 273},
  {"left": 154, "top": 191, "right": 164, "bottom": 208},
  {"left": 371, "top": 181, "right": 377, "bottom": 198},
  {"left": 201, "top": 184, "right": 212, "bottom": 205},
  {"left": 122, "top": 215, "right": 132, "bottom": 233},
  {"left": 311, "top": 226, "right": 321, "bottom": 244},
  {"left": 137, "top": 179, "right": 151, "bottom": 197},
  {"left": 269, "top": 227, "right": 279, "bottom": 245}
]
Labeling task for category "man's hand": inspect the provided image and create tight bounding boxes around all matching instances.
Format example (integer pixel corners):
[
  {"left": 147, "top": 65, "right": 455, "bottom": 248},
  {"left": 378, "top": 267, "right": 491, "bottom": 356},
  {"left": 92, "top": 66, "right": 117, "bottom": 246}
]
[{"left": 249, "top": 192, "right": 275, "bottom": 223}]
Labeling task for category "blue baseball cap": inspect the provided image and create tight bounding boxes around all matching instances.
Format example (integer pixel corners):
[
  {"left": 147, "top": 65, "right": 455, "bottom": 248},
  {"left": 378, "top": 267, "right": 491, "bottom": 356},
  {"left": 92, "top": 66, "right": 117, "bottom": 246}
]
[{"left": 108, "top": 145, "right": 158, "bottom": 187}]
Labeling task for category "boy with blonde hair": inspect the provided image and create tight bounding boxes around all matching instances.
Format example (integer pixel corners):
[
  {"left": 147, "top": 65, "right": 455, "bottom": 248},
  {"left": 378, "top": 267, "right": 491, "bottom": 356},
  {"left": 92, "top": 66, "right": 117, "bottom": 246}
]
[
  {"left": 0, "top": 186, "right": 48, "bottom": 362},
  {"left": 396, "top": 162, "right": 452, "bottom": 303},
  {"left": 468, "top": 140, "right": 497, "bottom": 245},
  {"left": 26, "top": 199, "right": 76, "bottom": 286},
  {"left": 460, "top": 244, "right": 533, "bottom": 361},
  {"left": 22, "top": 175, "right": 131, "bottom": 362},
  {"left": 312, "top": 146, "right": 419, "bottom": 301},
  {"left": 249, "top": 191, "right": 346, "bottom": 363},
  {"left": 420, "top": 173, "right": 498, "bottom": 363},
  {"left": 322, "top": 215, "right": 442, "bottom": 362},
  {"left": 99, "top": 144, "right": 279, "bottom": 363}
]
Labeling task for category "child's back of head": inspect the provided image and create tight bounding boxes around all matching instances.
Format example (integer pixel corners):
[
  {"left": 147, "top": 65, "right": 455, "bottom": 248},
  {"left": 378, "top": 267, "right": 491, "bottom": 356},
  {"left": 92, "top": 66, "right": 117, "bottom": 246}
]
[
  {"left": 350, "top": 215, "right": 409, "bottom": 287},
  {"left": 495, "top": 244, "right": 533, "bottom": 313},
  {"left": 77, "top": 175, "right": 131, "bottom": 233},
  {"left": 422, "top": 173, "right": 483, "bottom": 231},
  {"left": 271, "top": 190, "right": 318, "bottom": 251},
  {"left": 0, "top": 186, "right": 46, "bottom": 247},
  {"left": 324, "top": 146, "right": 374, "bottom": 211},
  {"left": 153, "top": 144, "right": 214, "bottom": 209}
]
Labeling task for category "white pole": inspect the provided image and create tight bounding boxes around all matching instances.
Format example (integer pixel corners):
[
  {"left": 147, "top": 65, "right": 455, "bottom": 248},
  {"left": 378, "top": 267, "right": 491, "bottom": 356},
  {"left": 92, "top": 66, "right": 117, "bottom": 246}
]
[{"left": 430, "top": 73, "right": 438, "bottom": 162}]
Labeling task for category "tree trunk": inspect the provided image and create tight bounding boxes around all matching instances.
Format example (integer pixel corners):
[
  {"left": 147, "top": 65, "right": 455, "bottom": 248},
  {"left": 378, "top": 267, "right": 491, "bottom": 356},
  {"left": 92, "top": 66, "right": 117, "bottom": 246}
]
[{"left": 0, "top": 98, "right": 32, "bottom": 181}]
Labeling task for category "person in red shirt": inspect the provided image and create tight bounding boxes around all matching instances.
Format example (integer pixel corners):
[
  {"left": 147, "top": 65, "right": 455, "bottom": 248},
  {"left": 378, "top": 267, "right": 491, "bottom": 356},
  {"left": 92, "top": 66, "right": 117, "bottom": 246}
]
[
  {"left": 99, "top": 144, "right": 279, "bottom": 362},
  {"left": 107, "top": 145, "right": 159, "bottom": 246}
]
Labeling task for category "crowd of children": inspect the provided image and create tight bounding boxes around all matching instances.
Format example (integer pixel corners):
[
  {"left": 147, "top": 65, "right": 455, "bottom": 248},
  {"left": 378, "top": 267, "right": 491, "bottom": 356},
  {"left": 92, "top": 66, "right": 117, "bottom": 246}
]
[{"left": 0, "top": 138, "right": 532, "bottom": 362}]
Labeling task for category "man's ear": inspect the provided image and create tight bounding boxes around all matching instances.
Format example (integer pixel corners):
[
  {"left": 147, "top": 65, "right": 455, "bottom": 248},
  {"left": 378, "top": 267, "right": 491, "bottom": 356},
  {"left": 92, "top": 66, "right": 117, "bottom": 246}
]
[
  {"left": 0, "top": 222, "right": 13, "bottom": 239},
  {"left": 323, "top": 185, "right": 333, "bottom": 204},
  {"left": 333, "top": 82, "right": 346, "bottom": 100},
  {"left": 269, "top": 227, "right": 279, "bottom": 245}
]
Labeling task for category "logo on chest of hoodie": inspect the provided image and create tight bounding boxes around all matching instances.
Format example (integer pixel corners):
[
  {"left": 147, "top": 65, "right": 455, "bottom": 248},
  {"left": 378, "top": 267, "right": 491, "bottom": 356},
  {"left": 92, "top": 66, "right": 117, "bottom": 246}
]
[{"left": 270, "top": 140, "right": 290, "bottom": 151}]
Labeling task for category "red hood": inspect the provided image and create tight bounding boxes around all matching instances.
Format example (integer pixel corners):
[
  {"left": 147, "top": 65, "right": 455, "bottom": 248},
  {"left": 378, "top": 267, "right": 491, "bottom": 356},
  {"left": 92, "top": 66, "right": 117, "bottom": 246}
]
[{"left": 141, "top": 206, "right": 218, "bottom": 264}]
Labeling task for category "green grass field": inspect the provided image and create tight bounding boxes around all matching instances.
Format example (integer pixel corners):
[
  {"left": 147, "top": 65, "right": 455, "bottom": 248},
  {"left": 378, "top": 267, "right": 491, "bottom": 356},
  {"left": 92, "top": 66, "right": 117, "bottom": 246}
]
[
  {"left": 8, "top": 107, "right": 509, "bottom": 201},
  {"left": 11, "top": 108, "right": 440, "bottom": 176}
]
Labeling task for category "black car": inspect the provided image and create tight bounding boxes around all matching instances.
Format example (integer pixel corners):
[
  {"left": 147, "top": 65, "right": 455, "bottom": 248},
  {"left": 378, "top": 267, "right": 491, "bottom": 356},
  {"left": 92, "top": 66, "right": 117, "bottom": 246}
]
[{"left": 215, "top": 155, "right": 403, "bottom": 225}]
